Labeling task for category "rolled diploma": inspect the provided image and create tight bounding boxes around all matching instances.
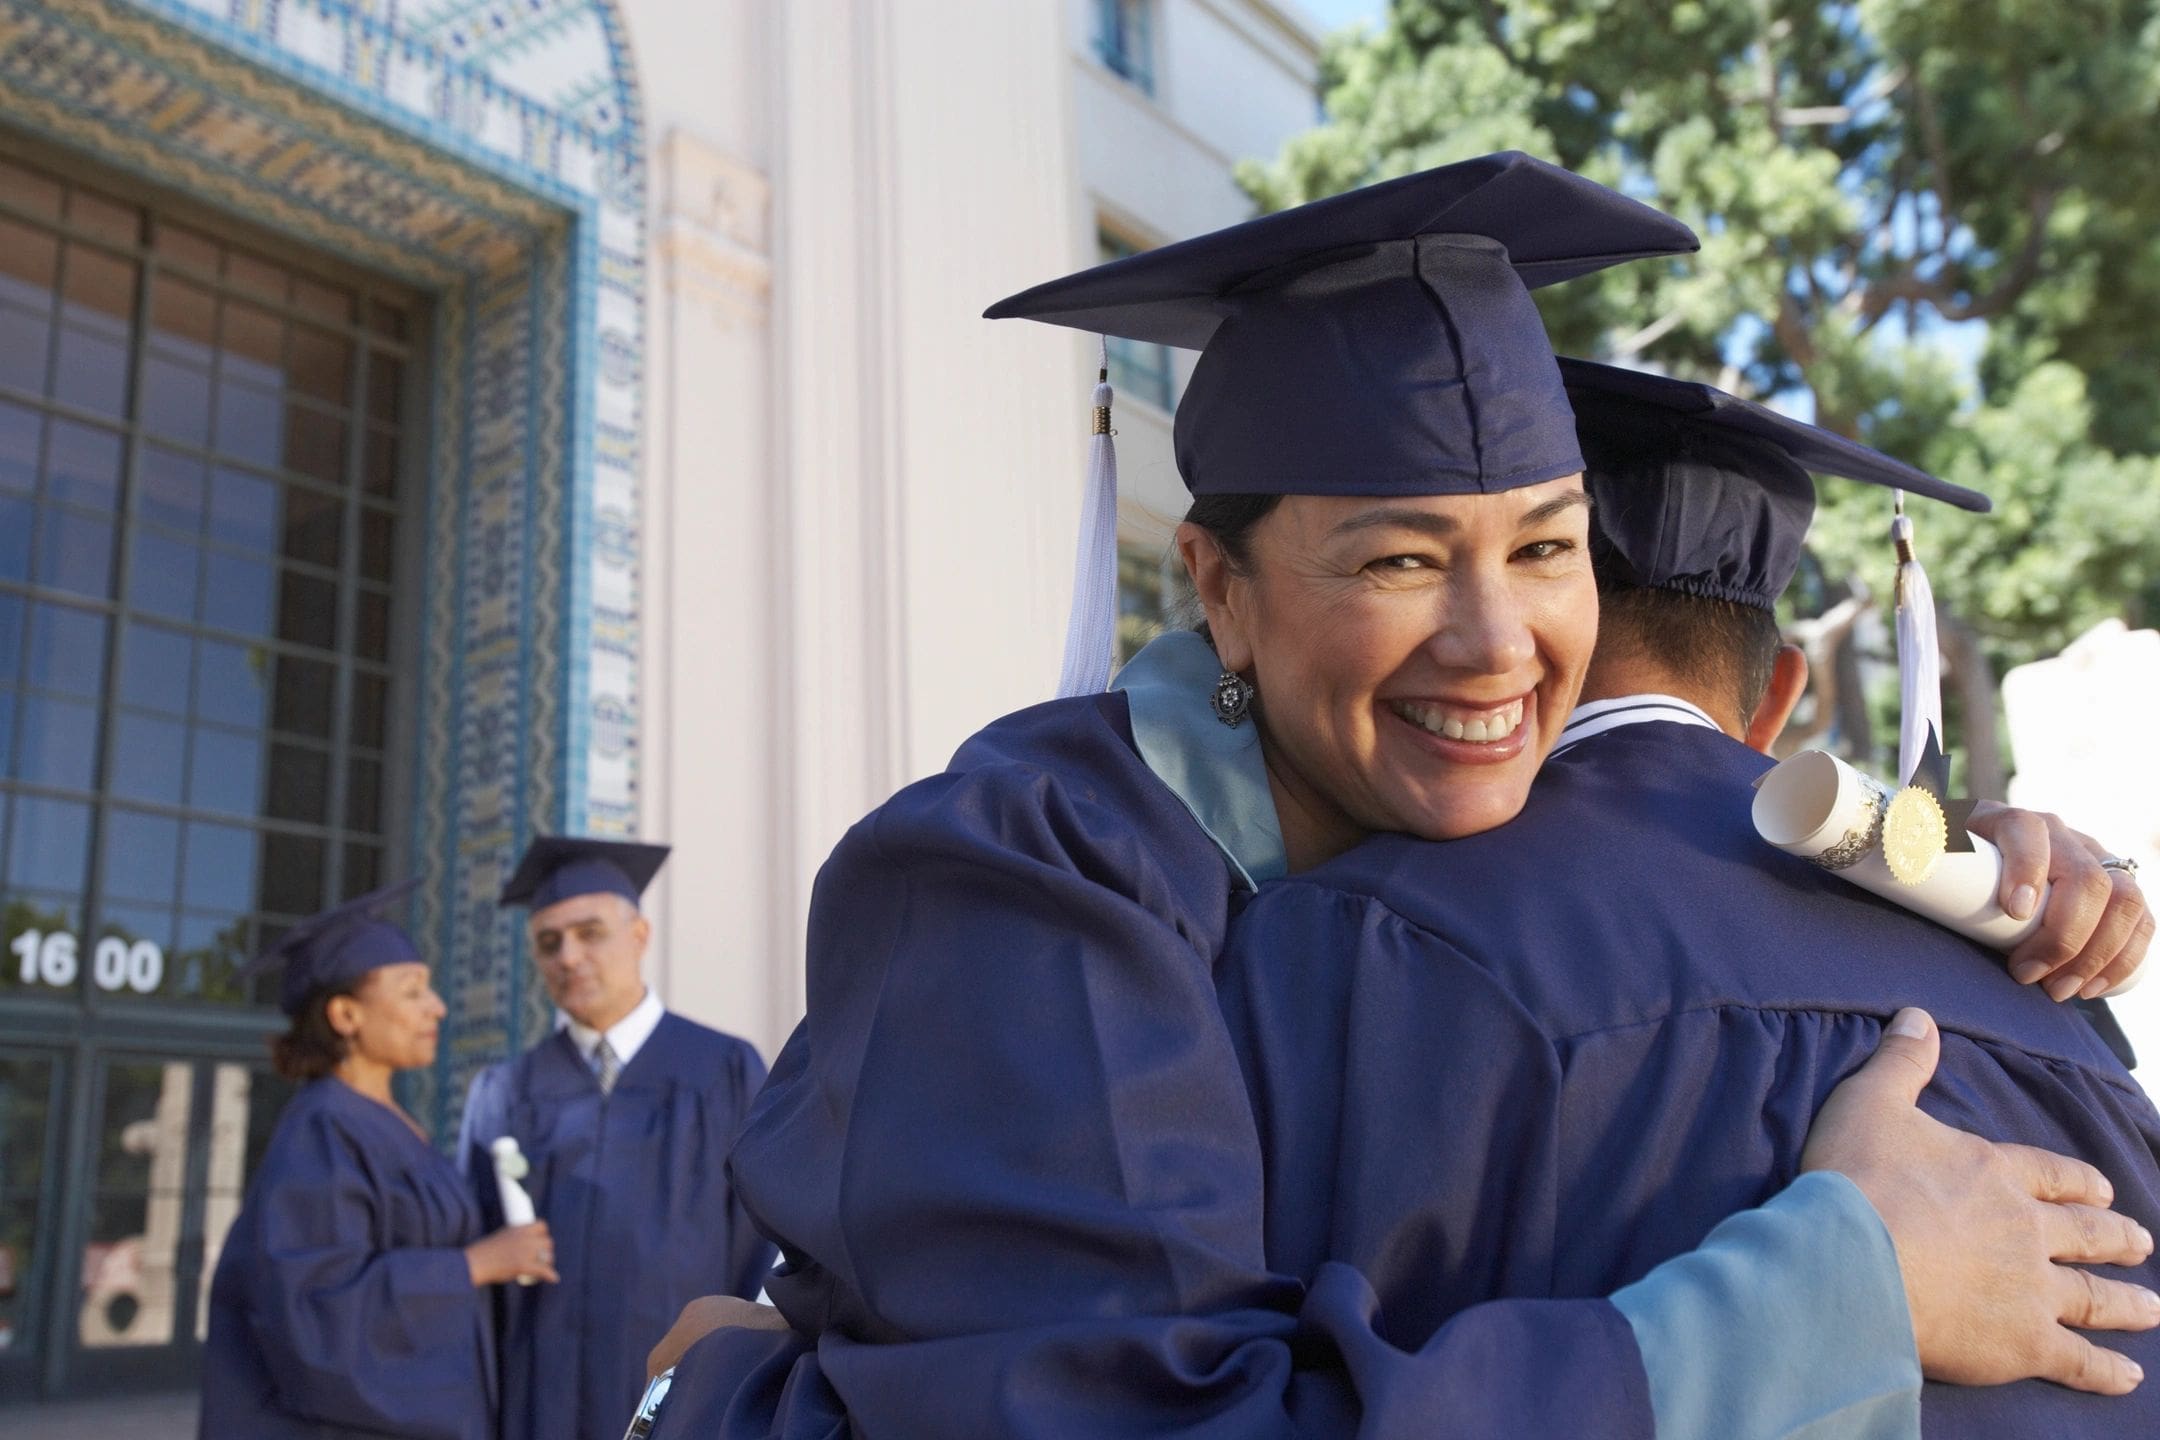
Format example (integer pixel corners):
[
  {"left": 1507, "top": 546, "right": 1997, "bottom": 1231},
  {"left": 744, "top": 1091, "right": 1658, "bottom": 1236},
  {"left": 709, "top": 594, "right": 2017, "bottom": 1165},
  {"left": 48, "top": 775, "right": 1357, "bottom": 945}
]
[
  {"left": 1753, "top": 749, "right": 2042, "bottom": 951},
  {"left": 490, "top": 1136, "right": 540, "bottom": 1285}
]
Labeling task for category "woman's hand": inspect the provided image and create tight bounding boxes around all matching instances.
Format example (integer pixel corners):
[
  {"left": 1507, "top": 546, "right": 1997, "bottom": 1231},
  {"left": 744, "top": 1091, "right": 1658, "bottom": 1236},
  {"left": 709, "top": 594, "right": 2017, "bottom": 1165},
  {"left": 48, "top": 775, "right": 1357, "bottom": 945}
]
[
  {"left": 1971, "top": 803, "right": 2150, "bottom": 1001},
  {"left": 1803, "top": 1008, "right": 2159, "bottom": 1393},
  {"left": 465, "top": 1220, "right": 559, "bottom": 1287},
  {"left": 648, "top": 1295, "right": 792, "bottom": 1377}
]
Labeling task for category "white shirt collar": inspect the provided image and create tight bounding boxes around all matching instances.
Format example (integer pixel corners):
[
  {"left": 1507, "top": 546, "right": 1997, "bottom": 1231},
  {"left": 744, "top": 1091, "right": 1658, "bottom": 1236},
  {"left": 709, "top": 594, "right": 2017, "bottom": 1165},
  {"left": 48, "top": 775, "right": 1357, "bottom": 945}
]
[
  {"left": 1550, "top": 692, "right": 1722, "bottom": 760},
  {"left": 557, "top": 985, "right": 665, "bottom": 1067}
]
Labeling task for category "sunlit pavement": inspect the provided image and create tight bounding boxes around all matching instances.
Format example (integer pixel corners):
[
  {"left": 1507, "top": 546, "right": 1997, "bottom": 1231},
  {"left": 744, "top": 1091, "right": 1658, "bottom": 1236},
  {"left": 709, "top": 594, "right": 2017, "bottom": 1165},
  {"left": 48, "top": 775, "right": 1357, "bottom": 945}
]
[{"left": 9, "top": 1391, "right": 195, "bottom": 1438}]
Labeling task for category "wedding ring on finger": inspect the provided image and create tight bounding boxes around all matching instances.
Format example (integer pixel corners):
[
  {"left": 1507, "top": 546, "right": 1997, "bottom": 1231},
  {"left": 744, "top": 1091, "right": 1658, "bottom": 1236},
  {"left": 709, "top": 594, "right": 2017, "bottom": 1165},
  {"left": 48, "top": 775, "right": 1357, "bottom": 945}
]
[{"left": 2101, "top": 856, "right": 2140, "bottom": 882}]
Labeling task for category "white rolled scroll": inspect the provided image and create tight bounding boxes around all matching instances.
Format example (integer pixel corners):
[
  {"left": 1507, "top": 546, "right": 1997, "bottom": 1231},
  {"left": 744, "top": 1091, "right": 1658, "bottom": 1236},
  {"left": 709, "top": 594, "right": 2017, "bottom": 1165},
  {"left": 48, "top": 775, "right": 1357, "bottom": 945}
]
[
  {"left": 491, "top": 1135, "right": 540, "bottom": 1285},
  {"left": 1752, "top": 749, "right": 2042, "bottom": 951}
]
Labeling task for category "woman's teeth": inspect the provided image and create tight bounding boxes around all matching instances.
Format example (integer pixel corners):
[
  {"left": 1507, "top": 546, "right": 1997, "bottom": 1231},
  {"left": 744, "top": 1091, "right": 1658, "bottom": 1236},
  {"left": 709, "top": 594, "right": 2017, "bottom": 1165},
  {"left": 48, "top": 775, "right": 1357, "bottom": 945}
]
[{"left": 1388, "top": 698, "right": 1526, "bottom": 744}]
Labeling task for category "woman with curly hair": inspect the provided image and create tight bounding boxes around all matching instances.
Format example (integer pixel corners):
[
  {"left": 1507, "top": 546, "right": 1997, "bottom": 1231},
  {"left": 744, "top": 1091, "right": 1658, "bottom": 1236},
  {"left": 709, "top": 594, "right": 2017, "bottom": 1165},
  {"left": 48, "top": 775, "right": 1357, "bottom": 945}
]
[{"left": 198, "top": 881, "right": 555, "bottom": 1440}]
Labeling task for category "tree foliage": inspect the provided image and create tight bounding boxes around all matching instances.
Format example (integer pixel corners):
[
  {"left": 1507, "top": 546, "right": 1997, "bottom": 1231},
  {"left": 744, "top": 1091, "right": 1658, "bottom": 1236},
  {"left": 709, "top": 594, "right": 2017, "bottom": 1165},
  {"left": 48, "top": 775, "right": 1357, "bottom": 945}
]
[{"left": 1242, "top": 0, "right": 2160, "bottom": 782}]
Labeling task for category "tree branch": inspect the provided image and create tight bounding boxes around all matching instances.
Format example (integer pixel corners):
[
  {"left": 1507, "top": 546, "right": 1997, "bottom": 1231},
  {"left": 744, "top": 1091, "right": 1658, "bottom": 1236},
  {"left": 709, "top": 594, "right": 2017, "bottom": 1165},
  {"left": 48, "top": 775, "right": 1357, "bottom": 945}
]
[
  {"left": 1613, "top": 307, "right": 1686, "bottom": 357},
  {"left": 1758, "top": 7, "right": 1786, "bottom": 140},
  {"left": 1476, "top": 1, "right": 1524, "bottom": 67},
  {"left": 1779, "top": 594, "right": 1870, "bottom": 758},
  {"left": 1938, "top": 606, "right": 2006, "bottom": 800},
  {"left": 1777, "top": 105, "right": 1853, "bottom": 127},
  {"left": 1775, "top": 289, "right": 1820, "bottom": 369},
  {"left": 1948, "top": 185, "right": 2059, "bottom": 321},
  {"left": 1857, "top": 185, "right": 2059, "bottom": 326},
  {"left": 1908, "top": 69, "right": 1957, "bottom": 226}
]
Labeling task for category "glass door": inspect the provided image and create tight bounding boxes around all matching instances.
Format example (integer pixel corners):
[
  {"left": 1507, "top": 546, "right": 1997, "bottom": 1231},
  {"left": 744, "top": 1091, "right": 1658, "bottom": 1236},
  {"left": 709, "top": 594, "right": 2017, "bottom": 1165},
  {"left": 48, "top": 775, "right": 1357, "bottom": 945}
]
[
  {"left": 76, "top": 1059, "right": 191, "bottom": 1359},
  {"left": 46, "top": 1051, "right": 290, "bottom": 1394},
  {"left": 0, "top": 1048, "right": 62, "bottom": 1397},
  {"left": 0, "top": 135, "right": 418, "bottom": 1406}
]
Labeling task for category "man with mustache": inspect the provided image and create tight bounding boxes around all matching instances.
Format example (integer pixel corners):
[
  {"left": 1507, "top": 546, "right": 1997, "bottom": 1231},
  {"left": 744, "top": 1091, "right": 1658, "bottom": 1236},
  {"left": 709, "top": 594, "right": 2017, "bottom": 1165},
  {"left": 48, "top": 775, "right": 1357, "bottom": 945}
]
[{"left": 460, "top": 837, "right": 774, "bottom": 1440}]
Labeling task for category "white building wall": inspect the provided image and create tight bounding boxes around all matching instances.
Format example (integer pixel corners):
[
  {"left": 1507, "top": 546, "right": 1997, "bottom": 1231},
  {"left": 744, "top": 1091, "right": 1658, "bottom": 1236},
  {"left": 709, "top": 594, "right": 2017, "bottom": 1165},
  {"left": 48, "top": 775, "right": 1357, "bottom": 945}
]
[
  {"left": 620, "top": 0, "right": 1317, "bottom": 1058},
  {"left": 621, "top": 0, "right": 781, "bottom": 1056},
  {"left": 1071, "top": 0, "right": 1322, "bottom": 544},
  {"left": 625, "top": 0, "right": 1078, "bottom": 1058},
  {"left": 1165, "top": 1, "right": 1325, "bottom": 163}
]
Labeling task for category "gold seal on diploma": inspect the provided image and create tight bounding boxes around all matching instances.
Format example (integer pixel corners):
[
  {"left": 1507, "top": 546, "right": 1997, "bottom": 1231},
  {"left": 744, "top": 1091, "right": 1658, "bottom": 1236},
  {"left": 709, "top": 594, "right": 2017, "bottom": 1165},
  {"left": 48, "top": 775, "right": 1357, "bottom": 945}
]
[{"left": 1882, "top": 786, "right": 1950, "bottom": 885}]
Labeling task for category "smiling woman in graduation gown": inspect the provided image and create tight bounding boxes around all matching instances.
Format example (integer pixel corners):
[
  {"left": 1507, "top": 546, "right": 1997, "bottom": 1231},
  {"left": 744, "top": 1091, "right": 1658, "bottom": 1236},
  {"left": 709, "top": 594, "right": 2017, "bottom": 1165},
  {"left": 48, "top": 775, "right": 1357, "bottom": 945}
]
[
  {"left": 1216, "top": 365, "right": 2160, "bottom": 1432},
  {"left": 198, "top": 883, "right": 557, "bottom": 1440},
  {"left": 636, "top": 154, "right": 2110, "bottom": 1440}
]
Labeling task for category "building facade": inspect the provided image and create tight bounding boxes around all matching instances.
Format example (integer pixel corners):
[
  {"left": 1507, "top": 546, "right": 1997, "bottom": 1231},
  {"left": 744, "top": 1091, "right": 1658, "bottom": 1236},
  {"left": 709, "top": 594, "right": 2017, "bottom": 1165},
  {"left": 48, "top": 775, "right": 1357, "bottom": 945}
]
[
  {"left": 0, "top": 0, "right": 1316, "bottom": 1405},
  {"left": 1071, "top": 0, "right": 1322, "bottom": 660}
]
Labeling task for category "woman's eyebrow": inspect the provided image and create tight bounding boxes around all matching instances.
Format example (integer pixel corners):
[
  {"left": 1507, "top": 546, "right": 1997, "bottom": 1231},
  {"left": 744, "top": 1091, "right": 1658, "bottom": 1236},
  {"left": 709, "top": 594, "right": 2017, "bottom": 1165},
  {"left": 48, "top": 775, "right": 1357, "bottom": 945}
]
[
  {"left": 1517, "top": 490, "right": 1592, "bottom": 527},
  {"left": 1327, "top": 507, "right": 1461, "bottom": 540},
  {"left": 1327, "top": 489, "right": 1589, "bottom": 539}
]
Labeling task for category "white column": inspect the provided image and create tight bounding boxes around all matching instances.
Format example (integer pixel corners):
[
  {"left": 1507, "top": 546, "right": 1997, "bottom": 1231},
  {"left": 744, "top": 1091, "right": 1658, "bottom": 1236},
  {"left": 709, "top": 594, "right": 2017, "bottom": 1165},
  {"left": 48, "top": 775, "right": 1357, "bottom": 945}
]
[
  {"left": 759, "top": 0, "right": 1082, "bottom": 1042},
  {"left": 876, "top": 0, "right": 1085, "bottom": 779},
  {"left": 638, "top": 0, "right": 1081, "bottom": 1057},
  {"left": 640, "top": 125, "right": 789, "bottom": 1054}
]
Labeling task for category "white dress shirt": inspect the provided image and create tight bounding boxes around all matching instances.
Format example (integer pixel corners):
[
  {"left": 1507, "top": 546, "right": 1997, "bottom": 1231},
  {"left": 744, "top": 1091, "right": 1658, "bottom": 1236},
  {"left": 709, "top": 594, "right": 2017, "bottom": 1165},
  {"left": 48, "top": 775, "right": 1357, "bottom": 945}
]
[{"left": 559, "top": 985, "right": 666, "bottom": 1069}]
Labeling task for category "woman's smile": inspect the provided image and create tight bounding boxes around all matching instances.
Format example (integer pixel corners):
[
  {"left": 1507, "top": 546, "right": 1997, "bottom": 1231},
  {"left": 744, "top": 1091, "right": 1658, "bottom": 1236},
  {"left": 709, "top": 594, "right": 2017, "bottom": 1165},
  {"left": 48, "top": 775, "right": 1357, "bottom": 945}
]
[{"left": 1380, "top": 690, "right": 1537, "bottom": 764}]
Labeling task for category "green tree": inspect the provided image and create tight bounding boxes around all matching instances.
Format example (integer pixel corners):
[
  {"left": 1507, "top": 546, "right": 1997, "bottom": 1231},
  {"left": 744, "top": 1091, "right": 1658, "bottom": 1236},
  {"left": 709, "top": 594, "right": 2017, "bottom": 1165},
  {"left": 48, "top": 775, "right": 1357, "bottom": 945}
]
[{"left": 1244, "top": 0, "right": 2160, "bottom": 791}]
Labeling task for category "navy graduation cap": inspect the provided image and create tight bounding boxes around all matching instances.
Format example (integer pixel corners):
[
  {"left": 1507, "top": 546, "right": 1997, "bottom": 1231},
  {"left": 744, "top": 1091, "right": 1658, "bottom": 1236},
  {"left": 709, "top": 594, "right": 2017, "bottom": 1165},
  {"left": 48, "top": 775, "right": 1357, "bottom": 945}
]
[
  {"left": 1563, "top": 356, "right": 1991, "bottom": 611},
  {"left": 989, "top": 151, "right": 1699, "bottom": 499},
  {"left": 498, "top": 835, "right": 670, "bottom": 912},
  {"left": 246, "top": 878, "right": 423, "bottom": 1016},
  {"left": 988, "top": 152, "right": 1699, "bottom": 698}
]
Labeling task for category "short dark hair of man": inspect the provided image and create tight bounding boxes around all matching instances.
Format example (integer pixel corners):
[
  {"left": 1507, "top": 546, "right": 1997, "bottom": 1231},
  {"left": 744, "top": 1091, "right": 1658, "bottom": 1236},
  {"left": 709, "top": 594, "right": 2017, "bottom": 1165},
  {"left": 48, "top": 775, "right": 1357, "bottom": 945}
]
[
  {"left": 1596, "top": 581, "right": 1785, "bottom": 723},
  {"left": 271, "top": 984, "right": 357, "bottom": 1081}
]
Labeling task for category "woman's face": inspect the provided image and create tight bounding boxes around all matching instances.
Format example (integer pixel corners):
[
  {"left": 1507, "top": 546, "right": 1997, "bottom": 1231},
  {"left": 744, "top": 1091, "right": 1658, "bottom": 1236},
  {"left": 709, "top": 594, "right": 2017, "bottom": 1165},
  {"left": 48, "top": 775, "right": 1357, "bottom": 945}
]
[
  {"left": 1193, "top": 475, "right": 1599, "bottom": 858},
  {"left": 336, "top": 962, "right": 447, "bottom": 1072}
]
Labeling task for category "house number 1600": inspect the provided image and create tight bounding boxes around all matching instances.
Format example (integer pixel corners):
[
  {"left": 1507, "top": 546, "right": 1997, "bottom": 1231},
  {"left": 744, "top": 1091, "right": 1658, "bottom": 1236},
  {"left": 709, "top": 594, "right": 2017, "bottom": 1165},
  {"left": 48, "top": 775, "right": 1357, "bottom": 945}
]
[{"left": 8, "top": 930, "right": 165, "bottom": 993}]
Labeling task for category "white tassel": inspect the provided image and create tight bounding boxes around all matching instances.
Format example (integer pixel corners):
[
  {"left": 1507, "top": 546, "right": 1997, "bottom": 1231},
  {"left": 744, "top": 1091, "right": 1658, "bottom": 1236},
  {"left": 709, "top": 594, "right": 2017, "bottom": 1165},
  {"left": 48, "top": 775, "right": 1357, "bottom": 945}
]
[
  {"left": 1055, "top": 337, "right": 1120, "bottom": 698},
  {"left": 1891, "top": 498, "right": 1943, "bottom": 786}
]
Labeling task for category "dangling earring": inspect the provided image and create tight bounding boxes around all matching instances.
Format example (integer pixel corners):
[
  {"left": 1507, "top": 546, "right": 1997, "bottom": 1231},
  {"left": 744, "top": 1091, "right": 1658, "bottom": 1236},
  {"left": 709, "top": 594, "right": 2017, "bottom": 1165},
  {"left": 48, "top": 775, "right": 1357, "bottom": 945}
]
[{"left": 1211, "top": 669, "right": 1255, "bottom": 728}]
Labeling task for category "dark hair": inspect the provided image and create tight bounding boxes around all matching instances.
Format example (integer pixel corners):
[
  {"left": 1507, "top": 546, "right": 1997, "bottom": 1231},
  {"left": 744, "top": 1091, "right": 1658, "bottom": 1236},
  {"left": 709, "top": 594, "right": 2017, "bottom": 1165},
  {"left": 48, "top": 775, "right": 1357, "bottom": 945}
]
[
  {"left": 1595, "top": 583, "right": 1784, "bottom": 720},
  {"left": 1178, "top": 493, "right": 1284, "bottom": 643},
  {"left": 271, "top": 982, "right": 360, "bottom": 1081},
  {"left": 1181, "top": 492, "right": 1284, "bottom": 575}
]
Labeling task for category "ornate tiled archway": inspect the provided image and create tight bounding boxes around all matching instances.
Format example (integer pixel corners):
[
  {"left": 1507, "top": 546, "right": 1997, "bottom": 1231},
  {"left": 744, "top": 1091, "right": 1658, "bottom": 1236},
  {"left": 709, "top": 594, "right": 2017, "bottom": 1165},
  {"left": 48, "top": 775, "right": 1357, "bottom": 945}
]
[{"left": 0, "top": 0, "right": 649, "bottom": 1129}]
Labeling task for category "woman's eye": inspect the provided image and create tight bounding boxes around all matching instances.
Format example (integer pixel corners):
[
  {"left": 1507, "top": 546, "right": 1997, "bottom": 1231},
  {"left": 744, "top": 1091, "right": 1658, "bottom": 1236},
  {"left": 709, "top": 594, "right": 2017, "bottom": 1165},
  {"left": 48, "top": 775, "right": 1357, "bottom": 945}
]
[
  {"left": 1515, "top": 539, "right": 1576, "bottom": 562},
  {"left": 1369, "top": 554, "right": 1427, "bottom": 571}
]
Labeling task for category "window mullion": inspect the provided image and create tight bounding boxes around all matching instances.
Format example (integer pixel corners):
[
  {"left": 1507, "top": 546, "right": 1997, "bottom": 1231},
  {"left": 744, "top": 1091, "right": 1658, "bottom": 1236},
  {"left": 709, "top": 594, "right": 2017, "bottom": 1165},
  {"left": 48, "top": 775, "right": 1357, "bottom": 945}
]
[
  {"left": 77, "top": 210, "right": 156, "bottom": 1016},
  {"left": 321, "top": 311, "right": 367, "bottom": 905}
]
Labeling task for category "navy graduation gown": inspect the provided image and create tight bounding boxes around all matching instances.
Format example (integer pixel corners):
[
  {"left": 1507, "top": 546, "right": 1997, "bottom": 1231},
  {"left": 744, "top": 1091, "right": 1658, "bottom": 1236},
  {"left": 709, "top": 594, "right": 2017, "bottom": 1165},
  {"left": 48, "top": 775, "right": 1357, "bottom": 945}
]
[
  {"left": 463, "top": 1012, "right": 772, "bottom": 1440},
  {"left": 1222, "top": 719, "right": 2160, "bottom": 1435},
  {"left": 648, "top": 687, "right": 1656, "bottom": 1439},
  {"left": 198, "top": 1078, "right": 494, "bottom": 1440}
]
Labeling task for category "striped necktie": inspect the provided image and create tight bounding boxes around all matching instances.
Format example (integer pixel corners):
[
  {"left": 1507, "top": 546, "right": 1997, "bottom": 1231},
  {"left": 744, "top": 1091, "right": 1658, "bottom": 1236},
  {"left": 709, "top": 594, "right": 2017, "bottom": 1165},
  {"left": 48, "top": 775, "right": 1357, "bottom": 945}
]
[{"left": 593, "top": 1038, "right": 621, "bottom": 1096}]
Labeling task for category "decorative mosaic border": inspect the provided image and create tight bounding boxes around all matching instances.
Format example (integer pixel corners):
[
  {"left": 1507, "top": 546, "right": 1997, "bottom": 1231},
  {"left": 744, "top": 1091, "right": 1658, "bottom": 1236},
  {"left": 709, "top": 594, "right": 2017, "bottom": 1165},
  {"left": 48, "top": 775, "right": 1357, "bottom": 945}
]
[
  {"left": 409, "top": 277, "right": 468, "bottom": 1134},
  {"left": 0, "top": 0, "right": 649, "bottom": 1134}
]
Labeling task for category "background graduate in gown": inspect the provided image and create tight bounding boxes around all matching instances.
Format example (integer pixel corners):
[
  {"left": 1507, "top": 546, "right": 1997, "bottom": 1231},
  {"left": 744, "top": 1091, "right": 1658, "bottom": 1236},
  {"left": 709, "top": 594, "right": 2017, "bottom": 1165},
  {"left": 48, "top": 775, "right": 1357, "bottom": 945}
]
[
  {"left": 1218, "top": 361, "right": 2160, "bottom": 1434},
  {"left": 460, "top": 836, "right": 773, "bottom": 1440},
  {"left": 198, "top": 881, "right": 558, "bottom": 1440},
  {"left": 643, "top": 155, "right": 2154, "bottom": 1440}
]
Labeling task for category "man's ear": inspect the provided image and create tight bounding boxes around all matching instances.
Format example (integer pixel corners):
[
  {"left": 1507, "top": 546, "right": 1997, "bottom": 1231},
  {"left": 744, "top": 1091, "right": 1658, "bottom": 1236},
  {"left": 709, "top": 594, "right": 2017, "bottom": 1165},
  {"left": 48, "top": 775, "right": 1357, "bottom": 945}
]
[
  {"left": 1174, "top": 522, "right": 1255, "bottom": 671},
  {"left": 1743, "top": 643, "right": 1809, "bottom": 756}
]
